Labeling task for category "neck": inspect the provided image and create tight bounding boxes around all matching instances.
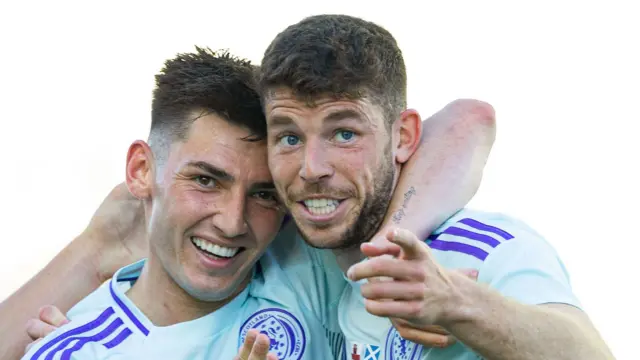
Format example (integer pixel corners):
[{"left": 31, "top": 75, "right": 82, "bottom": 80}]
[
  {"left": 126, "top": 256, "right": 249, "bottom": 326},
  {"left": 332, "top": 246, "right": 366, "bottom": 274}
]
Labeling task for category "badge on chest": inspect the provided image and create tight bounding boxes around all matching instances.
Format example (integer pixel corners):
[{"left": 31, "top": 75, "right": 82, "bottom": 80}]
[
  {"left": 384, "top": 327, "right": 424, "bottom": 360},
  {"left": 239, "top": 308, "right": 306, "bottom": 360}
]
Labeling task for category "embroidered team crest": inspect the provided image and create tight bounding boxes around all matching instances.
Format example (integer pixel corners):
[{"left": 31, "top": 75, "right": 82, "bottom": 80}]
[
  {"left": 384, "top": 327, "right": 423, "bottom": 360},
  {"left": 239, "top": 308, "right": 306, "bottom": 360}
]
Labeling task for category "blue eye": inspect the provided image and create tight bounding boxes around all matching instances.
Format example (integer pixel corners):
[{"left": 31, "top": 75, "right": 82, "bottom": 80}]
[
  {"left": 279, "top": 135, "right": 300, "bottom": 146},
  {"left": 335, "top": 130, "right": 355, "bottom": 143}
]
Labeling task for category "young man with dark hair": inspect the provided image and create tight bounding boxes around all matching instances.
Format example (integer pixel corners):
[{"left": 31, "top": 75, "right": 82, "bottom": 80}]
[
  {"left": 20, "top": 47, "right": 337, "bottom": 360},
  {"left": 259, "top": 14, "right": 612, "bottom": 359}
]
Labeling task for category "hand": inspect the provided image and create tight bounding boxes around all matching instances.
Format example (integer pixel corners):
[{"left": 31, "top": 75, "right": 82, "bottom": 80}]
[
  {"left": 84, "top": 183, "right": 147, "bottom": 281},
  {"left": 234, "top": 329, "right": 279, "bottom": 360},
  {"left": 391, "top": 321, "right": 456, "bottom": 348},
  {"left": 24, "top": 305, "right": 68, "bottom": 353},
  {"left": 357, "top": 229, "right": 479, "bottom": 348},
  {"left": 347, "top": 228, "right": 475, "bottom": 328},
  {"left": 388, "top": 266, "right": 478, "bottom": 348}
]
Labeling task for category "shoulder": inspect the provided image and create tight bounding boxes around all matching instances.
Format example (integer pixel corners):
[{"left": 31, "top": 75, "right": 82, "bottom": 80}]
[
  {"left": 436, "top": 209, "right": 559, "bottom": 263},
  {"left": 23, "top": 287, "right": 121, "bottom": 360},
  {"left": 428, "top": 209, "right": 536, "bottom": 265},
  {"left": 429, "top": 209, "right": 566, "bottom": 281},
  {"left": 433, "top": 209, "right": 580, "bottom": 307},
  {"left": 63, "top": 280, "right": 113, "bottom": 318},
  {"left": 25, "top": 262, "right": 149, "bottom": 360}
]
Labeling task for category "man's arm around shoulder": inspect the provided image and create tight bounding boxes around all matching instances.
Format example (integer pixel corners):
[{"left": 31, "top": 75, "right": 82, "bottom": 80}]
[
  {"left": 0, "top": 231, "right": 106, "bottom": 360},
  {"left": 0, "top": 184, "right": 146, "bottom": 360}
]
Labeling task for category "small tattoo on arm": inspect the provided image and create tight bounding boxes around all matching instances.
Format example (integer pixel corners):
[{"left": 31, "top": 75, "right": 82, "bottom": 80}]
[{"left": 391, "top": 186, "right": 417, "bottom": 224}]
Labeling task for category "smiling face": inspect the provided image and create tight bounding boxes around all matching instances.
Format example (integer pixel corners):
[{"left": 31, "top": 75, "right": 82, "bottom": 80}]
[
  {"left": 257, "top": 15, "right": 415, "bottom": 249},
  {"left": 128, "top": 112, "right": 284, "bottom": 302},
  {"left": 265, "top": 89, "right": 397, "bottom": 249}
]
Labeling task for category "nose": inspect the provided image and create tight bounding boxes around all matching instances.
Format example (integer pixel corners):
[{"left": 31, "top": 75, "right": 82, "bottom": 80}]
[
  {"left": 299, "top": 139, "right": 333, "bottom": 183},
  {"left": 211, "top": 191, "right": 248, "bottom": 238}
]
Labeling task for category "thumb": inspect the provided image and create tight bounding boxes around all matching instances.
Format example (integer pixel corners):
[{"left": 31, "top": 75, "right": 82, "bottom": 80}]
[
  {"left": 454, "top": 268, "right": 479, "bottom": 281},
  {"left": 39, "top": 305, "right": 69, "bottom": 327}
]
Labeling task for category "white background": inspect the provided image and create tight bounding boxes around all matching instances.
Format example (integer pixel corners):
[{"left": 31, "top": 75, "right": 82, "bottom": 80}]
[{"left": 0, "top": 1, "right": 637, "bottom": 358}]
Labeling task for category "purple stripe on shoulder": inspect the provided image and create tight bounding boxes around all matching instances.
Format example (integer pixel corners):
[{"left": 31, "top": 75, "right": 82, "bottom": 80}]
[
  {"left": 109, "top": 280, "right": 150, "bottom": 336},
  {"left": 103, "top": 327, "right": 133, "bottom": 349},
  {"left": 428, "top": 239, "right": 489, "bottom": 261},
  {"left": 440, "top": 226, "right": 501, "bottom": 247},
  {"left": 458, "top": 218, "right": 514, "bottom": 240},
  {"left": 30, "top": 307, "right": 115, "bottom": 360},
  {"left": 58, "top": 318, "right": 124, "bottom": 360}
]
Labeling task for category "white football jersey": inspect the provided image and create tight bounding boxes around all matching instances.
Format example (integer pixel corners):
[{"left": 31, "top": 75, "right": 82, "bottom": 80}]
[
  {"left": 23, "top": 223, "right": 345, "bottom": 360},
  {"left": 338, "top": 209, "right": 581, "bottom": 360}
]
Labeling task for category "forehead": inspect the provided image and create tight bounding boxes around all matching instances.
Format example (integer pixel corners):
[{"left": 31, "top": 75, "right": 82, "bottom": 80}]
[
  {"left": 264, "top": 88, "right": 384, "bottom": 129},
  {"left": 168, "top": 112, "right": 271, "bottom": 183}
]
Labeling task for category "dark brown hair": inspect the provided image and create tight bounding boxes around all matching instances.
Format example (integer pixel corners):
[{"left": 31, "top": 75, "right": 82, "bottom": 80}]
[
  {"left": 258, "top": 14, "right": 407, "bottom": 122},
  {"left": 149, "top": 47, "right": 265, "bottom": 159}
]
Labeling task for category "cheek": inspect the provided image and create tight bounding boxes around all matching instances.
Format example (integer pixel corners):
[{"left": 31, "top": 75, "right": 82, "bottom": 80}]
[
  {"left": 268, "top": 154, "right": 298, "bottom": 183},
  {"left": 165, "top": 189, "right": 214, "bottom": 229},
  {"left": 247, "top": 208, "right": 283, "bottom": 246},
  {"left": 330, "top": 149, "right": 370, "bottom": 181}
]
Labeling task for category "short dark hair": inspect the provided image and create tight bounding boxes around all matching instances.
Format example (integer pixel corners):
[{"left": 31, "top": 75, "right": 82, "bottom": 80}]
[
  {"left": 149, "top": 47, "right": 265, "bottom": 160},
  {"left": 258, "top": 14, "right": 407, "bottom": 123}
]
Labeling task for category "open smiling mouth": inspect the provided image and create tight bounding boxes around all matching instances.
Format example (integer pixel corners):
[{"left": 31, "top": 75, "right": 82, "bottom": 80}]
[
  {"left": 190, "top": 237, "right": 245, "bottom": 259},
  {"left": 301, "top": 199, "right": 343, "bottom": 215}
]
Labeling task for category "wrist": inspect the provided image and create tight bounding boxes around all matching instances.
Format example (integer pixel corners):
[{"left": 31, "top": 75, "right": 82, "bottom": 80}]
[
  {"left": 79, "top": 229, "right": 118, "bottom": 283},
  {"left": 439, "top": 271, "right": 481, "bottom": 329}
]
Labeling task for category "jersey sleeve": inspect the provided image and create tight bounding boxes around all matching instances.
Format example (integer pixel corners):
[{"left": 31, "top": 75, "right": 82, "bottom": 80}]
[{"left": 478, "top": 224, "right": 581, "bottom": 308}]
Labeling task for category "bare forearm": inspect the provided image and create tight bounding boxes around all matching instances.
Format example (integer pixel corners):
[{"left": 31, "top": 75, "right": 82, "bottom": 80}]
[
  {"left": 384, "top": 99, "right": 496, "bottom": 239},
  {"left": 0, "top": 232, "right": 104, "bottom": 360},
  {"left": 445, "top": 278, "right": 613, "bottom": 360}
]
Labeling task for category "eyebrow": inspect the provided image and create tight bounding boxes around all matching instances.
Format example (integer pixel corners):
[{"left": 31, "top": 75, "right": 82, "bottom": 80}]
[
  {"left": 186, "top": 161, "right": 276, "bottom": 190},
  {"left": 268, "top": 109, "right": 365, "bottom": 129},
  {"left": 323, "top": 109, "right": 365, "bottom": 124},
  {"left": 250, "top": 182, "right": 277, "bottom": 192},
  {"left": 268, "top": 115, "right": 294, "bottom": 128},
  {"left": 185, "top": 161, "right": 234, "bottom": 182}
]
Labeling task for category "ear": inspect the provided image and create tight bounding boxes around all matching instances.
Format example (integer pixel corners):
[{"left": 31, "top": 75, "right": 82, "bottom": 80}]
[
  {"left": 394, "top": 109, "right": 422, "bottom": 164},
  {"left": 125, "top": 140, "right": 155, "bottom": 200}
]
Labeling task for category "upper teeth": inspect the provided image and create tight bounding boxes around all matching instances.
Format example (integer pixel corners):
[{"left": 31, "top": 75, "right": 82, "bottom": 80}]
[
  {"left": 191, "top": 237, "right": 239, "bottom": 258},
  {"left": 303, "top": 198, "right": 340, "bottom": 215}
]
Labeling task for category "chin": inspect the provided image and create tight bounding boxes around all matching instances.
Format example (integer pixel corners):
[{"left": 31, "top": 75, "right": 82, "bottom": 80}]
[
  {"left": 297, "top": 224, "right": 359, "bottom": 250},
  {"left": 183, "top": 271, "right": 249, "bottom": 303}
]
